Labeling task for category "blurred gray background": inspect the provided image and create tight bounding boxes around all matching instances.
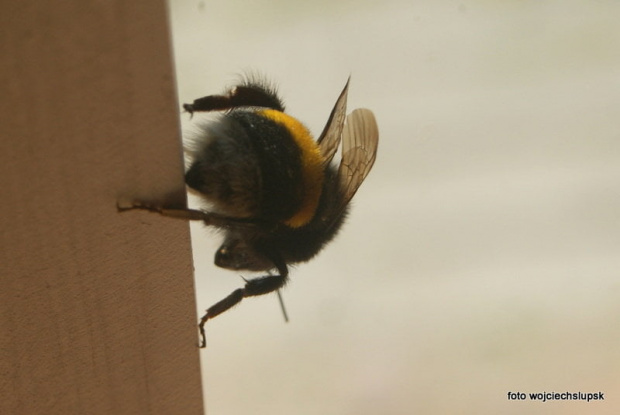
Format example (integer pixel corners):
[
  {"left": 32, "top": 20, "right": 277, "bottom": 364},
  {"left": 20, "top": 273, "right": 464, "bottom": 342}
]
[{"left": 168, "top": 1, "right": 620, "bottom": 414}]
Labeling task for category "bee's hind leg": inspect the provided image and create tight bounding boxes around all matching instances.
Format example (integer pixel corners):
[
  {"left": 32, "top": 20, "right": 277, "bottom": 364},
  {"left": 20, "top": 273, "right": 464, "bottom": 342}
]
[{"left": 183, "top": 79, "right": 284, "bottom": 115}]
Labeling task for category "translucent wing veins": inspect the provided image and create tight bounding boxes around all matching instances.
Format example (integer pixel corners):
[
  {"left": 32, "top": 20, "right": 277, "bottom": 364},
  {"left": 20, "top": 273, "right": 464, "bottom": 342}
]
[
  {"left": 317, "top": 78, "right": 350, "bottom": 167},
  {"left": 338, "top": 108, "right": 379, "bottom": 203}
]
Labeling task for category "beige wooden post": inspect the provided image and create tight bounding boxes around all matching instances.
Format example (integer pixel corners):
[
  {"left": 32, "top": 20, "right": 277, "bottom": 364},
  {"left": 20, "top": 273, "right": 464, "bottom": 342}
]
[{"left": 0, "top": 1, "right": 204, "bottom": 414}]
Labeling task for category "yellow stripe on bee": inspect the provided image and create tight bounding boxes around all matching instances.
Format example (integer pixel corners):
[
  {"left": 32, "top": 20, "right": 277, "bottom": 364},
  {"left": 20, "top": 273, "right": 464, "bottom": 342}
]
[{"left": 258, "top": 109, "right": 325, "bottom": 228}]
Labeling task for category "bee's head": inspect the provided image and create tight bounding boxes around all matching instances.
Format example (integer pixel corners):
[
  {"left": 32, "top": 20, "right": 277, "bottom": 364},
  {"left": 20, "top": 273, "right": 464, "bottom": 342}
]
[{"left": 215, "top": 235, "right": 274, "bottom": 272}]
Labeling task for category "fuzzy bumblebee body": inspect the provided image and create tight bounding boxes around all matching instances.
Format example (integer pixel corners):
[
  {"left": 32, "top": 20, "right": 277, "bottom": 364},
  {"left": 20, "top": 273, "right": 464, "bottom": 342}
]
[
  {"left": 124, "top": 76, "right": 379, "bottom": 347},
  {"left": 185, "top": 107, "right": 325, "bottom": 228}
]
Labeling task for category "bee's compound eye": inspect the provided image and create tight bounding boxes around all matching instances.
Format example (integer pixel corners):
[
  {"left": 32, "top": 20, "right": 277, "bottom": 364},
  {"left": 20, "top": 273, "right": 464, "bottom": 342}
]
[
  {"left": 214, "top": 238, "right": 272, "bottom": 272},
  {"left": 215, "top": 246, "right": 233, "bottom": 268}
]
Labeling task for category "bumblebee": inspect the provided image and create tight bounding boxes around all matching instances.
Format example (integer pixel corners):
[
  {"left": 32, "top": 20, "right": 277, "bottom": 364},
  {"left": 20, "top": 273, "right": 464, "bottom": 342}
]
[{"left": 121, "top": 76, "right": 378, "bottom": 347}]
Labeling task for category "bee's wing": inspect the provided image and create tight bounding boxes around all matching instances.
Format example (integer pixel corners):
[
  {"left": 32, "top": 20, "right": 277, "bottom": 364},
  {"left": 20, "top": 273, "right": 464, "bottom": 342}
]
[
  {"left": 338, "top": 108, "right": 379, "bottom": 203},
  {"left": 317, "top": 78, "right": 350, "bottom": 166}
]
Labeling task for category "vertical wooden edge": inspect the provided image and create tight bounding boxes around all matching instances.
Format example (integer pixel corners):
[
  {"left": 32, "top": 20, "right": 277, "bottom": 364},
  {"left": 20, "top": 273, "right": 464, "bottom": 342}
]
[{"left": 0, "top": 1, "right": 205, "bottom": 414}]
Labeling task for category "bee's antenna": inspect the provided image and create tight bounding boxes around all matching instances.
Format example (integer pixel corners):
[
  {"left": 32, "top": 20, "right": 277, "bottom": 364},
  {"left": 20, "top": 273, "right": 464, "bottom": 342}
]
[{"left": 276, "top": 290, "right": 289, "bottom": 323}]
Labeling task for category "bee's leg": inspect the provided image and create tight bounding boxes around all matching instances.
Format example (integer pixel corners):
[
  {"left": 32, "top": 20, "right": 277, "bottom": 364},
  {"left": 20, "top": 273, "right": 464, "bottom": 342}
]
[
  {"left": 117, "top": 202, "right": 208, "bottom": 221},
  {"left": 198, "top": 261, "right": 288, "bottom": 348},
  {"left": 118, "top": 202, "right": 262, "bottom": 232},
  {"left": 183, "top": 83, "right": 284, "bottom": 115}
]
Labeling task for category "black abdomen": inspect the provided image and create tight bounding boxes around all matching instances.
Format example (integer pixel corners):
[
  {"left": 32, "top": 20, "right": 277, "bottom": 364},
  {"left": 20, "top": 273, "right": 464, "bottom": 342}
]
[{"left": 186, "top": 110, "right": 304, "bottom": 222}]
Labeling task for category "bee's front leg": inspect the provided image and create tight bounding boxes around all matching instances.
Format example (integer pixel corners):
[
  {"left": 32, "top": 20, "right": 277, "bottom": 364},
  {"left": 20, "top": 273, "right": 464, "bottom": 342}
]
[
  {"left": 198, "top": 256, "right": 289, "bottom": 348},
  {"left": 198, "top": 271, "right": 289, "bottom": 348}
]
